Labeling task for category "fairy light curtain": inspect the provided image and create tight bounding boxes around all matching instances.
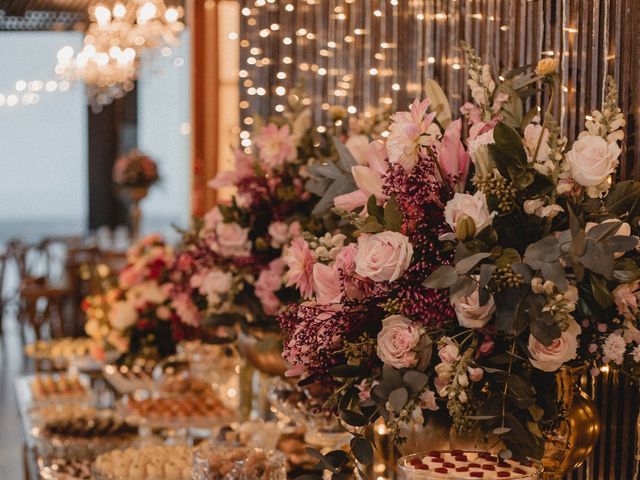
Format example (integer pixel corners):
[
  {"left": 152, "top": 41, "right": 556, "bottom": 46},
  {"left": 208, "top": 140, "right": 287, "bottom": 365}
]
[{"left": 236, "top": 0, "right": 638, "bottom": 179}]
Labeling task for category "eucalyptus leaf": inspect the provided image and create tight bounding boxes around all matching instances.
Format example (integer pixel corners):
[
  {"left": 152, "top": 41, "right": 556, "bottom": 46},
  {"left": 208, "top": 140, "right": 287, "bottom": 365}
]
[
  {"left": 604, "top": 180, "right": 640, "bottom": 216},
  {"left": 340, "top": 410, "right": 368, "bottom": 427},
  {"left": 423, "top": 265, "right": 460, "bottom": 289},
  {"left": 541, "top": 262, "right": 568, "bottom": 290},
  {"left": 350, "top": 437, "right": 374, "bottom": 465},
  {"left": 450, "top": 276, "right": 477, "bottom": 302},
  {"left": 388, "top": 387, "right": 409, "bottom": 413},
  {"left": 403, "top": 370, "right": 429, "bottom": 395},
  {"left": 333, "top": 136, "right": 359, "bottom": 170},
  {"left": 586, "top": 220, "right": 622, "bottom": 242},
  {"left": 523, "top": 235, "right": 561, "bottom": 268},
  {"left": 455, "top": 252, "right": 492, "bottom": 274}
]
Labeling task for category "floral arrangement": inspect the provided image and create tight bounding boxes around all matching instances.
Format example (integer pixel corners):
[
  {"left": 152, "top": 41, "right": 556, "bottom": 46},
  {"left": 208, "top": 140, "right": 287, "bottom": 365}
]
[
  {"left": 279, "top": 44, "right": 638, "bottom": 474},
  {"left": 169, "top": 99, "right": 390, "bottom": 337},
  {"left": 112, "top": 149, "right": 159, "bottom": 188},
  {"left": 170, "top": 104, "right": 322, "bottom": 335},
  {"left": 84, "top": 234, "right": 196, "bottom": 364}
]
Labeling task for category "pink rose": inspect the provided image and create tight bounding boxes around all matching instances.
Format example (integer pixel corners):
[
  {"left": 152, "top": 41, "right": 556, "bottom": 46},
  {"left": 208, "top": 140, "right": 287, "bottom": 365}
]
[
  {"left": 268, "top": 221, "right": 292, "bottom": 249},
  {"left": 453, "top": 286, "right": 496, "bottom": 329},
  {"left": 528, "top": 320, "right": 581, "bottom": 372},
  {"left": 214, "top": 222, "right": 251, "bottom": 257},
  {"left": 355, "top": 231, "right": 413, "bottom": 282},
  {"left": 334, "top": 244, "right": 358, "bottom": 275},
  {"left": 313, "top": 263, "right": 342, "bottom": 304},
  {"left": 156, "top": 306, "right": 172, "bottom": 320},
  {"left": 109, "top": 300, "right": 138, "bottom": 330},
  {"left": 376, "top": 315, "right": 430, "bottom": 369},
  {"left": 283, "top": 237, "right": 316, "bottom": 298}
]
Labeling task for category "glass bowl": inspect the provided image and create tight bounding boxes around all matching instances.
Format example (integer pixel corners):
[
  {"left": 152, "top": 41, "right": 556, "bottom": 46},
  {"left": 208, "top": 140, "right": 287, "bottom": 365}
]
[
  {"left": 397, "top": 451, "right": 543, "bottom": 479},
  {"left": 192, "top": 445, "right": 287, "bottom": 480}
]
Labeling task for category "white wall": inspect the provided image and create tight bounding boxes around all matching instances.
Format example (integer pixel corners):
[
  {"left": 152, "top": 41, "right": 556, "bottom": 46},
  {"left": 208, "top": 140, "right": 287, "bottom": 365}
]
[
  {"left": 137, "top": 32, "right": 191, "bottom": 238},
  {"left": 0, "top": 32, "right": 87, "bottom": 241}
]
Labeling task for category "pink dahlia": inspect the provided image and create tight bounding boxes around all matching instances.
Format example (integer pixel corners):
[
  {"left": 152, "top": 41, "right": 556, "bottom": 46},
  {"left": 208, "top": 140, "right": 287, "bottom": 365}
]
[
  {"left": 283, "top": 237, "right": 316, "bottom": 299},
  {"left": 387, "top": 98, "right": 438, "bottom": 171},
  {"left": 254, "top": 123, "right": 296, "bottom": 170}
]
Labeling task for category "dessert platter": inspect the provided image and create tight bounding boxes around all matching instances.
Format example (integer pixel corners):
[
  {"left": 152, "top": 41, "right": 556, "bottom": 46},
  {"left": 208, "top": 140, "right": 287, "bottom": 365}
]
[
  {"left": 102, "top": 363, "right": 154, "bottom": 395},
  {"left": 397, "top": 451, "right": 543, "bottom": 479},
  {"left": 29, "top": 373, "right": 92, "bottom": 407},
  {"left": 93, "top": 444, "right": 194, "bottom": 480},
  {"left": 120, "top": 389, "right": 234, "bottom": 429},
  {"left": 32, "top": 411, "right": 139, "bottom": 460}
]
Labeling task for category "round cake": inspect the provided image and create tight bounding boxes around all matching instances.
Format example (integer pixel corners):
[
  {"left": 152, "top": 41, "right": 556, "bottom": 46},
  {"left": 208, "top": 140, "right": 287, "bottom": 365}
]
[{"left": 398, "top": 451, "right": 542, "bottom": 479}]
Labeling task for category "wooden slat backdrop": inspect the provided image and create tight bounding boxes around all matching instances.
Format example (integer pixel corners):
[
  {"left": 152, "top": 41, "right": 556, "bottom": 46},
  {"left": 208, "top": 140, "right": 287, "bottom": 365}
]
[{"left": 237, "top": 1, "right": 640, "bottom": 477}]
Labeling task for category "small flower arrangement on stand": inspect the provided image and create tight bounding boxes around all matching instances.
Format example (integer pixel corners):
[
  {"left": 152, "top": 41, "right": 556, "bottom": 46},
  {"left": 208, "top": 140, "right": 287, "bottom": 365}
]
[
  {"left": 278, "top": 44, "right": 638, "bottom": 479},
  {"left": 84, "top": 234, "right": 197, "bottom": 366},
  {"left": 112, "top": 149, "right": 160, "bottom": 238}
]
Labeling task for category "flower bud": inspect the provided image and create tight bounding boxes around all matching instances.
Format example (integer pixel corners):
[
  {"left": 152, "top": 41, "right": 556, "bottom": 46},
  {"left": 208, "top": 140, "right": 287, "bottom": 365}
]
[
  {"left": 455, "top": 215, "right": 476, "bottom": 241},
  {"left": 535, "top": 58, "right": 559, "bottom": 76}
]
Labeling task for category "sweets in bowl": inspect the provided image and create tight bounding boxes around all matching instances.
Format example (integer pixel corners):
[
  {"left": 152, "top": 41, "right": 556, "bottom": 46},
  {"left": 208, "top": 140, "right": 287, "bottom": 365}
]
[
  {"left": 94, "top": 445, "right": 194, "bottom": 480},
  {"left": 192, "top": 445, "right": 287, "bottom": 480},
  {"left": 397, "top": 451, "right": 542, "bottom": 479}
]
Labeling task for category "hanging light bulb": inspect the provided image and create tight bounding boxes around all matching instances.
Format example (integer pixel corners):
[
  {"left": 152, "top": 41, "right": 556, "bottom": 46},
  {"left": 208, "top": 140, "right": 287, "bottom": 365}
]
[{"left": 93, "top": 5, "right": 111, "bottom": 26}]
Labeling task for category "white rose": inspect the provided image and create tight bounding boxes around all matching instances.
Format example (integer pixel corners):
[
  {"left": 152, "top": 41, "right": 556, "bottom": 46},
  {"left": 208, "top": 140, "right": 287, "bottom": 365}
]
[
  {"left": 109, "top": 301, "right": 138, "bottom": 331},
  {"left": 376, "top": 315, "right": 429, "bottom": 369},
  {"left": 453, "top": 286, "right": 496, "bottom": 329},
  {"left": 444, "top": 191, "right": 496, "bottom": 234},
  {"left": 567, "top": 135, "right": 620, "bottom": 188},
  {"left": 345, "top": 134, "right": 370, "bottom": 165},
  {"left": 528, "top": 320, "right": 581, "bottom": 372},
  {"left": 355, "top": 231, "right": 413, "bottom": 282}
]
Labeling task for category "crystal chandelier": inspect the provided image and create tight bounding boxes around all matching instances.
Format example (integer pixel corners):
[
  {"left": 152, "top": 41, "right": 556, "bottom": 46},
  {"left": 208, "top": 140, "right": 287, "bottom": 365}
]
[{"left": 55, "top": 0, "right": 184, "bottom": 108}]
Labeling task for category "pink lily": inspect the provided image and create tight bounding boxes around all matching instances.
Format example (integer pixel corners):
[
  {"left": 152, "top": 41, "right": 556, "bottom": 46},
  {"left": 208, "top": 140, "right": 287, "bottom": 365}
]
[
  {"left": 438, "top": 119, "right": 470, "bottom": 192},
  {"left": 334, "top": 140, "right": 389, "bottom": 212}
]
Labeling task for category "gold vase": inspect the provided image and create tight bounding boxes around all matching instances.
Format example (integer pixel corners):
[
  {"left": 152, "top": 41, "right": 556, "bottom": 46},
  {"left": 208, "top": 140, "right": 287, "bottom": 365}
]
[
  {"left": 541, "top": 367, "right": 601, "bottom": 479},
  {"left": 236, "top": 327, "right": 287, "bottom": 378},
  {"left": 117, "top": 185, "right": 149, "bottom": 239}
]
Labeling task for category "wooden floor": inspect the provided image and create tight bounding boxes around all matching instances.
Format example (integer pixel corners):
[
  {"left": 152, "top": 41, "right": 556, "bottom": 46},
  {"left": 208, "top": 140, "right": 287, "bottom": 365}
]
[{"left": 0, "top": 315, "right": 33, "bottom": 480}]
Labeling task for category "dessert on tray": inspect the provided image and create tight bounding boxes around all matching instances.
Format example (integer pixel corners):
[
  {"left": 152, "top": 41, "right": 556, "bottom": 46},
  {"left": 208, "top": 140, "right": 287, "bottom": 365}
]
[
  {"left": 397, "top": 451, "right": 542, "bottom": 479},
  {"left": 34, "top": 412, "right": 138, "bottom": 460},
  {"left": 29, "top": 374, "right": 90, "bottom": 405},
  {"left": 94, "top": 445, "right": 193, "bottom": 480}
]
